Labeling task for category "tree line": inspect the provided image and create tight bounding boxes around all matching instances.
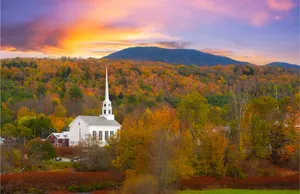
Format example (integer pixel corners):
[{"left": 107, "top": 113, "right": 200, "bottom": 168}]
[{"left": 0, "top": 58, "right": 299, "bottom": 192}]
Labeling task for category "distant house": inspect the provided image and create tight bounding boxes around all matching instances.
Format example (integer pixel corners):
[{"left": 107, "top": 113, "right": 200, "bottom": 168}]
[
  {"left": 0, "top": 137, "right": 5, "bottom": 145},
  {"left": 46, "top": 132, "right": 70, "bottom": 147}
]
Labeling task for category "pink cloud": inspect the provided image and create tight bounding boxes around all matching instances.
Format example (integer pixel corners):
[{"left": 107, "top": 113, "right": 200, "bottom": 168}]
[
  {"left": 266, "top": 0, "right": 296, "bottom": 11},
  {"left": 187, "top": 0, "right": 296, "bottom": 26}
]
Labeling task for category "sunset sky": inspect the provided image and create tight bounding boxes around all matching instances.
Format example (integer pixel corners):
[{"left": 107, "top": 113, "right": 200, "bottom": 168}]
[{"left": 1, "top": 0, "right": 299, "bottom": 65}]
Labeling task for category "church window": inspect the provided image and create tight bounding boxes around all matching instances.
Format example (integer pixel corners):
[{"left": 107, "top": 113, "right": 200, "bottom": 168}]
[
  {"left": 93, "top": 131, "right": 96, "bottom": 139},
  {"left": 110, "top": 131, "right": 114, "bottom": 137},
  {"left": 105, "top": 131, "right": 109, "bottom": 140},
  {"left": 104, "top": 110, "right": 106, "bottom": 114},
  {"left": 78, "top": 122, "right": 80, "bottom": 126},
  {"left": 99, "top": 131, "right": 103, "bottom": 140},
  {"left": 108, "top": 104, "right": 110, "bottom": 107},
  {"left": 104, "top": 104, "right": 106, "bottom": 107},
  {"left": 109, "top": 110, "right": 111, "bottom": 114}
]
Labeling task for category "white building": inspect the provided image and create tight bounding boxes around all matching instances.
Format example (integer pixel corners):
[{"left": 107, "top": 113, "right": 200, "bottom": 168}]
[{"left": 68, "top": 68, "right": 121, "bottom": 146}]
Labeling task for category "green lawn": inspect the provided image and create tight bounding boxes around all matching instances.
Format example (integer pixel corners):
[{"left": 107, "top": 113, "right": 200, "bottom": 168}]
[{"left": 178, "top": 189, "right": 299, "bottom": 194}]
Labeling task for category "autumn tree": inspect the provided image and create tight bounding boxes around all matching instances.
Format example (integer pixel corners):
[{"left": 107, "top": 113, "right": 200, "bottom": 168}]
[
  {"left": 1, "top": 102, "right": 14, "bottom": 127},
  {"left": 112, "top": 106, "right": 193, "bottom": 189},
  {"left": 1, "top": 123, "right": 18, "bottom": 138},
  {"left": 195, "top": 124, "right": 228, "bottom": 177},
  {"left": 37, "top": 83, "right": 46, "bottom": 98},
  {"left": 66, "top": 85, "right": 84, "bottom": 116},
  {"left": 54, "top": 104, "right": 67, "bottom": 117},
  {"left": 148, "top": 129, "right": 188, "bottom": 193},
  {"left": 230, "top": 81, "right": 252, "bottom": 147},
  {"left": 177, "top": 92, "right": 209, "bottom": 146},
  {"left": 74, "top": 136, "right": 112, "bottom": 172},
  {"left": 17, "top": 107, "right": 36, "bottom": 119}
]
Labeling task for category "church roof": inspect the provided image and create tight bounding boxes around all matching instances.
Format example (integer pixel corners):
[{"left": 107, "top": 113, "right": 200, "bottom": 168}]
[{"left": 78, "top": 116, "right": 121, "bottom": 126}]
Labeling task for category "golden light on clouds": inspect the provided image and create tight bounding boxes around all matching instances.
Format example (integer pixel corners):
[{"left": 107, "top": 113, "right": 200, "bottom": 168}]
[{"left": 1, "top": 0, "right": 298, "bottom": 64}]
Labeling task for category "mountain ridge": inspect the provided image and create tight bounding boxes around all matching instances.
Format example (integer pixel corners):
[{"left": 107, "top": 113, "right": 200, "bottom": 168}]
[
  {"left": 103, "top": 46, "right": 250, "bottom": 66},
  {"left": 265, "top": 62, "right": 299, "bottom": 69},
  {"left": 103, "top": 46, "right": 299, "bottom": 68}
]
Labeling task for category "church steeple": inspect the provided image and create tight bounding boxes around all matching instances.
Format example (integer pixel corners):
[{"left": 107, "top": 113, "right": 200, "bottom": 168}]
[
  {"left": 105, "top": 68, "right": 110, "bottom": 102},
  {"left": 101, "top": 67, "right": 114, "bottom": 120}
]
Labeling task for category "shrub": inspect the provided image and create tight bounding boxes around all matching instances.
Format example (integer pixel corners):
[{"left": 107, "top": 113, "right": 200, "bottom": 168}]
[
  {"left": 67, "top": 185, "right": 79, "bottom": 192},
  {"left": 73, "top": 143, "right": 112, "bottom": 172},
  {"left": 27, "top": 187, "right": 47, "bottom": 194},
  {"left": 27, "top": 138, "right": 56, "bottom": 161},
  {"left": 121, "top": 174, "right": 158, "bottom": 194},
  {"left": 56, "top": 146, "right": 79, "bottom": 157},
  {"left": 78, "top": 184, "right": 91, "bottom": 192},
  {"left": 226, "top": 166, "right": 247, "bottom": 179},
  {"left": 67, "top": 181, "right": 119, "bottom": 192}
]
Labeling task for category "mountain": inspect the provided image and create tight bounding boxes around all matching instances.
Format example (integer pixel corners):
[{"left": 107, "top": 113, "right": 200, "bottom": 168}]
[
  {"left": 103, "top": 46, "right": 250, "bottom": 66},
  {"left": 265, "top": 62, "right": 299, "bottom": 69}
]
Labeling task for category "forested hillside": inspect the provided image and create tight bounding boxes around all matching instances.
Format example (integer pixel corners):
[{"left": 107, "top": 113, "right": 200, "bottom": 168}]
[
  {"left": 1, "top": 57, "right": 298, "bottom": 130},
  {"left": 1, "top": 57, "right": 299, "bottom": 179}
]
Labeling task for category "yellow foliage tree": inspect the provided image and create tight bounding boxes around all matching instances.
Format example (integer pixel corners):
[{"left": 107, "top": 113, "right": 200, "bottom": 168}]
[
  {"left": 55, "top": 104, "right": 66, "bottom": 117},
  {"left": 17, "top": 107, "right": 36, "bottom": 119},
  {"left": 112, "top": 105, "right": 194, "bottom": 191}
]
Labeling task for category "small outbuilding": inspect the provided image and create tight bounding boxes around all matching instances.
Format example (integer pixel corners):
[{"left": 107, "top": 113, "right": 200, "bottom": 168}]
[{"left": 46, "top": 132, "right": 70, "bottom": 147}]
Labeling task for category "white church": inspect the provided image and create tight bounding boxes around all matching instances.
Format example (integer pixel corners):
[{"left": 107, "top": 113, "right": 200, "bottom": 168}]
[{"left": 68, "top": 68, "right": 121, "bottom": 146}]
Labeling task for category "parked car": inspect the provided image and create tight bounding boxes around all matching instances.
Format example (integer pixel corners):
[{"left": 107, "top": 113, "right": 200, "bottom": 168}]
[
  {"left": 71, "top": 157, "right": 81, "bottom": 162},
  {"left": 55, "top": 157, "right": 62, "bottom": 161}
]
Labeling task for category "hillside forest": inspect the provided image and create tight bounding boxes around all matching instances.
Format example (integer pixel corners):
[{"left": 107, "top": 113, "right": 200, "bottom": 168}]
[{"left": 1, "top": 58, "right": 299, "bottom": 182}]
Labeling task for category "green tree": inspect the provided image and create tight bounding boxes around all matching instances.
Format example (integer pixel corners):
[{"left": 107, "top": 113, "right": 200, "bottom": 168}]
[
  {"left": 250, "top": 96, "right": 278, "bottom": 121},
  {"left": 69, "top": 85, "right": 83, "bottom": 100},
  {"left": 208, "top": 106, "right": 225, "bottom": 126},
  {"left": 37, "top": 83, "right": 46, "bottom": 98},
  {"left": 1, "top": 103, "right": 14, "bottom": 127},
  {"left": 249, "top": 115, "right": 270, "bottom": 159},
  {"left": 17, "top": 125, "right": 32, "bottom": 140},
  {"left": 1, "top": 123, "right": 18, "bottom": 138},
  {"left": 177, "top": 92, "right": 209, "bottom": 143},
  {"left": 27, "top": 138, "right": 56, "bottom": 161},
  {"left": 32, "top": 114, "right": 54, "bottom": 138},
  {"left": 18, "top": 115, "right": 53, "bottom": 138},
  {"left": 207, "top": 94, "right": 230, "bottom": 107}
]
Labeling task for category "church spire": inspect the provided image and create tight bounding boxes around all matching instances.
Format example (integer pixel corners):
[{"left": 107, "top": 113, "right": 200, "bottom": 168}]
[
  {"left": 105, "top": 67, "right": 110, "bottom": 102},
  {"left": 101, "top": 67, "right": 114, "bottom": 120}
]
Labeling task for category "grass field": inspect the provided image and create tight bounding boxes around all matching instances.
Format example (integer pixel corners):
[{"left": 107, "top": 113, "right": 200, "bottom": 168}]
[{"left": 178, "top": 189, "right": 299, "bottom": 194}]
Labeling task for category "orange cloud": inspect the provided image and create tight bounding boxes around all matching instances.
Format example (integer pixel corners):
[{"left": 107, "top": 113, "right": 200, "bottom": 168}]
[
  {"left": 1, "top": 0, "right": 298, "bottom": 63},
  {"left": 200, "top": 48, "right": 234, "bottom": 56},
  {"left": 199, "top": 48, "right": 284, "bottom": 65}
]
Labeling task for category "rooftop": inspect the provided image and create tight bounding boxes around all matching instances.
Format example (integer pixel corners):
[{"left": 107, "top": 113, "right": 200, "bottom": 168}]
[{"left": 78, "top": 115, "right": 121, "bottom": 126}]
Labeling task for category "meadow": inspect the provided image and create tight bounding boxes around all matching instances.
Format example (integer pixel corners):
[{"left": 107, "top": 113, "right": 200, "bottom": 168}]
[{"left": 179, "top": 189, "right": 300, "bottom": 194}]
